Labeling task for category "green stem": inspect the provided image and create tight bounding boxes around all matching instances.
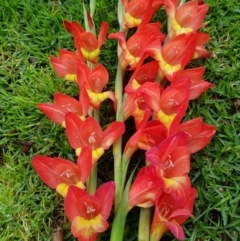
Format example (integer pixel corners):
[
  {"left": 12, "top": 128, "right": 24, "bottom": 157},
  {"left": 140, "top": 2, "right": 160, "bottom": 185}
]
[
  {"left": 113, "top": 60, "right": 125, "bottom": 210},
  {"left": 119, "top": 154, "right": 130, "bottom": 197},
  {"left": 110, "top": 168, "right": 135, "bottom": 241},
  {"left": 110, "top": 201, "right": 128, "bottom": 241},
  {"left": 138, "top": 208, "right": 151, "bottom": 241},
  {"left": 87, "top": 164, "right": 97, "bottom": 194}
]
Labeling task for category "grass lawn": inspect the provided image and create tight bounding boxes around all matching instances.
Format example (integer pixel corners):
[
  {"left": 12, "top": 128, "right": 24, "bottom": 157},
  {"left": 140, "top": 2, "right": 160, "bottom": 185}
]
[{"left": 0, "top": 0, "right": 240, "bottom": 240}]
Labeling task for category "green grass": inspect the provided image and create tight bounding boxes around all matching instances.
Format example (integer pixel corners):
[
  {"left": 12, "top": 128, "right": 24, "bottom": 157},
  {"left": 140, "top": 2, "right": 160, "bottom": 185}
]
[{"left": 0, "top": 0, "right": 240, "bottom": 240}]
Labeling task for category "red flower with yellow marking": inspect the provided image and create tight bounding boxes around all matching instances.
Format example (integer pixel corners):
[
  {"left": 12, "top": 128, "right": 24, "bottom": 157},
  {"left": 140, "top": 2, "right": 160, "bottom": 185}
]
[
  {"left": 32, "top": 147, "right": 92, "bottom": 197},
  {"left": 64, "top": 182, "right": 115, "bottom": 241},
  {"left": 65, "top": 113, "right": 125, "bottom": 163},
  {"left": 64, "top": 20, "right": 108, "bottom": 63}
]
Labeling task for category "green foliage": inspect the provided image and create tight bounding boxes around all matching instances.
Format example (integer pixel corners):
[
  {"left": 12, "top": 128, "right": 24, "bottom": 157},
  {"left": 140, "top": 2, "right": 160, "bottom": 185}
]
[{"left": 0, "top": 0, "right": 239, "bottom": 240}]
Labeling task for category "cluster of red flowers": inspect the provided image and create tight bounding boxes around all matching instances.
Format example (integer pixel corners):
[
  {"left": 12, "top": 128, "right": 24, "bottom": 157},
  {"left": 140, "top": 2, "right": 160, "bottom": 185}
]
[{"left": 32, "top": 0, "right": 216, "bottom": 240}]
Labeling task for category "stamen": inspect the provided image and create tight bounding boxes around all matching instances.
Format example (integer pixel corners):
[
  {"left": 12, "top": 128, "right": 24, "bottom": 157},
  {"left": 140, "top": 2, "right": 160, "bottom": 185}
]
[
  {"left": 84, "top": 202, "right": 96, "bottom": 214},
  {"left": 88, "top": 132, "right": 96, "bottom": 144}
]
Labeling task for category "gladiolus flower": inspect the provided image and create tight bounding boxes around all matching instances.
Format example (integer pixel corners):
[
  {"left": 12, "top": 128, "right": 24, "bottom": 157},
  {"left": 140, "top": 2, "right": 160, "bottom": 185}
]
[
  {"left": 143, "top": 33, "right": 197, "bottom": 81},
  {"left": 165, "top": 0, "right": 209, "bottom": 38},
  {"left": 122, "top": 0, "right": 155, "bottom": 29},
  {"left": 124, "top": 110, "right": 166, "bottom": 161},
  {"left": 50, "top": 49, "right": 84, "bottom": 82},
  {"left": 76, "top": 63, "right": 116, "bottom": 110},
  {"left": 65, "top": 113, "right": 125, "bottom": 163},
  {"left": 32, "top": 147, "right": 92, "bottom": 197},
  {"left": 64, "top": 20, "right": 108, "bottom": 63},
  {"left": 37, "top": 93, "right": 87, "bottom": 127},
  {"left": 128, "top": 165, "right": 164, "bottom": 209},
  {"left": 151, "top": 188, "right": 197, "bottom": 241},
  {"left": 139, "top": 78, "right": 190, "bottom": 132},
  {"left": 177, "top": 117, "right": 216, "bottom": 153},
  {"left": 125, "top": 61, "right": 159, "bottom": 93},
  {"left": 146, "top": 132, "right": 191, "bottom": 204},
  {"left": 64, "top": 182, "right": 115, "bottom": 241},
  {"left": 123, "top": 92, "right": 151, "bottom": 125},
  {"left": 109, "top": 23, "right": 165, "bottom": 69}
]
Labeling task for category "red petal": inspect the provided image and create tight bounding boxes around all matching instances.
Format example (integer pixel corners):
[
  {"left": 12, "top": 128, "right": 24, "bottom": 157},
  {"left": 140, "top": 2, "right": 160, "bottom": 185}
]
[
  {"left": 76, "top": 63, "right": 91, "bottom": 89},
  {"left": 98, "top": 21, "right": 109, "bottom": 48},
  {"left": 64, "top": 186, "right": 88, "bottom": 221},
  {"left": 129, "top": 166, "right": 163, "bottom": 208},
  {"left": 165, "top": 219, "right": 185, "bottom": 240},
  {"left": 190, "top": 80, "right": 213, "bottom": 100},
  {"left": 65, "top": 112, "right": 84, "bottom": 149},
  {"left": 77, "top": 146, "right": 93, "bottom": 183},
  {"left": 54, "top": 93, "right": 84, "bottom": 116},
  {"left": 88, "top": 64, "right": 109, "bottom": 92},
  {"left": 108, "top": 32, "right": 127, "bottom": 50},
  {"left": 78, "top": 32, "right": 98, "bottom": 52},
  {"left": 95, "top": 181, "right": 116, "bottom": 219},
  {"left": 139, "top": 82, "right": 163, "bottom": 112},
  {"left": 64, "top": 20, "right": 85, "bottom": 34},
  {"left": 80, "top": 117, "right": 103, "bottom": 149},
  {"left": 160, "top": 78, "right": 190, "bottom": 115},
  {"left": 79, "top": 83, "right": 91, "bottom": 115},
  {"left": 37, "top": 103, "right": 65, "bottom": 125},
  {"left": 101, "top": 121, "right": 125, "bottom": 149},
  {"left": 164, "top": 175, "right": 191, "bottom": 206}
]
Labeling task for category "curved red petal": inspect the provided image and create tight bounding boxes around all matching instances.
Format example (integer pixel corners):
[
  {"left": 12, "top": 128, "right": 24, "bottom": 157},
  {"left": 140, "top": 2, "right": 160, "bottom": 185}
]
[
  {"left": 88, "top": 64, "right": 109, "bottom": 92},
  {"left": 98, "top": 21, "right": 109, "bottom": 48},
  {"left": 80, "top": 117, "right": 103, "bottom": 149},
  {"left": 64, "top": 186, "right": 88, "bottom": 221},
  {"left": 77, "top": 146, "right": 93, "bottom": 183},
  {"left": 95, "top": 181, "right": 115, "bottom": 219},
  {"left": 101, "top": 121, "right": 125, "bottom": 149},
  {"left": 37, "top": 103, "right": 65, "bottom": 125},
  {"left": 65, "top": 112, "right": 85, "bottom": 149}
]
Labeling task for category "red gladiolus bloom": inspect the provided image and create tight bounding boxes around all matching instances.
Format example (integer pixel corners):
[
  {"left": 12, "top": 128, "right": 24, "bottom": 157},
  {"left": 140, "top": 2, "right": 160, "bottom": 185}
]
[
  {"left": 65, "top": 113, "right": 125, "bottom": 163},
  {"left": 143, "top": 33, "right": 197, "bottom": 81},
  {"left": 124, "top": 110, "right": 166, "bottom": 161},
  {"left": 128, "top": 165, "right": 164, "bottom": 209},
  {"left": 173, "top": 67, "right": 213, "bottom": 100},
  {"left": 109, "top": 23, "right": 165, "bottom": 69},
  {"left": 37, "top": 93, "right": 87, "bottom": 127},
  {"left": 139, "top": 79, "right": 190, "bottom": 132},
  {"left": 165, "top": 0, "right": 209, "bottom": 38},
  {"left": 32, "top": 147, "right": 92, "bottom": 197},
  {"left": 50, "top": 49, "right": 84, "bottom": 82},
  {"left": 146, "top": 132, "right": 191, "bottom": 204},
  {"left": 76, "top": 63, "right": 116, "bottom": 110},
  {"left": 177, "top": 117, "right": 216, "bottom": 153},
  {"left": 123, "top": 92, "right": 149, "bottom": 125},
  {"left": 64, "top": 182, "right": 115, "bottom": 241},
  {"left": 125, "top": 61, "right": 159, "bottom": 93},
  {"left": 122, "top": 0, "right": 155, "bottom": 29},
  {"left": 151, "top": 188, "right": 197, "bottom": 241},
  {"left": 64, "top": 20, "right": 108, "bottom": 63}
]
